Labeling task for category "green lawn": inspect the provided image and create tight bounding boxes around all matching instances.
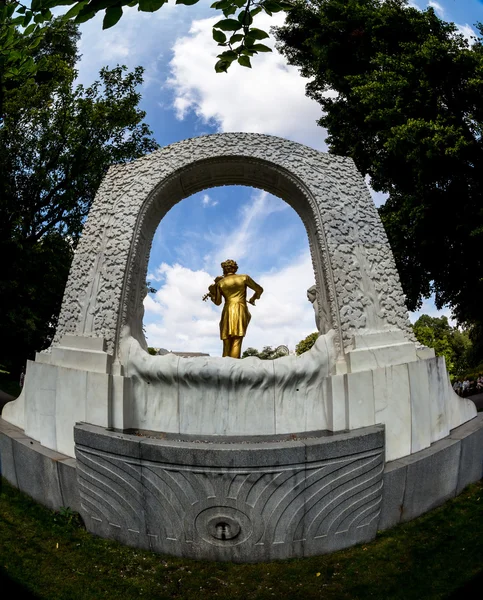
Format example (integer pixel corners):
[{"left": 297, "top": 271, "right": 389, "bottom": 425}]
[{"left": 1, "top": 477, "right": 482, "bottom": 600}]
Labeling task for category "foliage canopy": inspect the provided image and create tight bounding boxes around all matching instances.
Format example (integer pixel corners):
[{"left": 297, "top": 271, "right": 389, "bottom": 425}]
[
  {"left": 1, "top": 0, "right": 293, "bottom": 87},
  {"left": 295, "top": 331, "right": 318, "bottom": 355},
  {"left": 0, "top": 18, "right": 158, "bottom": 374},
  {"left": 412, "top": 315, "right": 472, "bottom": 379},
  {"left": 274, "top": 0, "right": 483, "bottom": 351}
]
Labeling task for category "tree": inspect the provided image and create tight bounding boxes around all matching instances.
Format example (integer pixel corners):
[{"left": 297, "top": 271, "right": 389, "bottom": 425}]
[
  {"left": 295, "top": 332, "right": 318, "bottom": 356},
  {"left": 0, "top": 1, "right": 62, "bottom": 121},
  {"left": 0, "top": 19, "right": 158, "bottom": 375},
  {"left": 412, "top": 315, "right": 472, "bottom": 379},
  {"left": 242, "top": 347, "right": 261, "bottom": 358},
  {"left": 242, "top": 345, "right": 289, "bottom": 359},
  {"left": 274, "top": 1, "right": 483, "bottom": 336},
  {"left": 4, "top": 0, "right": 293, "bottom": 74}
]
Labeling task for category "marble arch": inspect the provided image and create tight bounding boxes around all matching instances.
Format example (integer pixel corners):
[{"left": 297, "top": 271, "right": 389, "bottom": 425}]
[
  {"left": 5, "top": 132, "right": 476, "bottom": 460},
  {"left": 53, "top": 132, "right": 414, "bottom": 360},
  {"left": 2, "top": 133, "right": 479, "bottom": 563}
]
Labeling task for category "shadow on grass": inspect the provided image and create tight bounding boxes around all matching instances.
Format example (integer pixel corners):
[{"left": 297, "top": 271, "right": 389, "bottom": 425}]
[
  {"left": 447, "top": 570, "right": 483, "bottom": 599},
  {"left": 0, "top": 567, "right": 41, "bottom": 599}
]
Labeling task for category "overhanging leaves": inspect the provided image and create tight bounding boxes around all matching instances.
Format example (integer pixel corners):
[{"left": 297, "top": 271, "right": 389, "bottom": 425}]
[
  {"left": 3, "top": 0, "right": 293, "bottom": 77},
  {"left": 213, "top": 18, "right": 241, "bottom": 31},
  {"left": 102, "top": 6, "right": 122, "bottom": 29},
  {"left": 139, "top": 0, "right": 168, "bottom": 11}
]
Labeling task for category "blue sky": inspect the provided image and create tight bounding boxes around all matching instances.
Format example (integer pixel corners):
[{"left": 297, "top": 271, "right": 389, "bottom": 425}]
[{"left": 74, "top": 0, "right": 482, "bottom": 355}]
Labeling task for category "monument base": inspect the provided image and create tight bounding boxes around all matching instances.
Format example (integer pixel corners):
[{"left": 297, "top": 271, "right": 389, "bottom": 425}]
[{"left": 1, "top": 415, "right": 482, "bottom": 562}]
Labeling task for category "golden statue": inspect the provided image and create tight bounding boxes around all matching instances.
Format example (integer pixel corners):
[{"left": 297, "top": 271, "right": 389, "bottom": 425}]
[{"left": 203, "top": 259, "right": 263, "bottom": 358}]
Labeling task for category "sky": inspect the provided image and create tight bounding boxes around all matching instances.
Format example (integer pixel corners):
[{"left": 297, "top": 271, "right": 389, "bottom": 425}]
[{"left": 74, "top": 0, "right": 482, "bottom": 355}]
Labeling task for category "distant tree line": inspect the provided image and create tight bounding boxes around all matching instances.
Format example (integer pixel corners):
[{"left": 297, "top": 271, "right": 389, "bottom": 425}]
[
  {"left": 242, "top": 345, "right": 290, "bottom": 360},
  {"left": 249, "top": 319, "right": 479, "bottom": 381}
]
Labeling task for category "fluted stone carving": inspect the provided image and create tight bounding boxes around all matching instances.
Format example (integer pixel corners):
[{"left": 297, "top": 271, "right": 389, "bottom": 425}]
[{"left": 75, "top": 423, "right": 384, "bottom": 561}]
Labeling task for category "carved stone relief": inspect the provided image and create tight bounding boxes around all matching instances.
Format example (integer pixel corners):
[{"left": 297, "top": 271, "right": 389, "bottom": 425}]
[
  {"left": 53, "top": 133, "right": 414, "bottom": 358},
  {"left": 75, "top": 423, "right": 385, "bottom": 561}
]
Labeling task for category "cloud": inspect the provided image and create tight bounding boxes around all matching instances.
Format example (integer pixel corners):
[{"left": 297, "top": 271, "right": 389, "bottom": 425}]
[
  {"left": 149, "top": 188, "right": 304, "bottom": 277},
  {"left": 455, "top": 23, "right": 478, "bottom": 45},
  {"left": 144, "top": 251, "right": 317, "bottom": 355},
  {"left": 76, "top": 4, "right": 192, "bottom": 88},
  {"left": 205, "top": 191, "right": 290, "bottom": 270},
  {"left": 201, "top": 193, "right": 218, "bottom": 207},
  {"left": 167, "top": 14, "right": 327, "bottom": 150},
  {"left": 428, "top": 1, "right": 445, "bottom": 17},
  {"left": 402, "top": 4, "right": 477, "bottom": 48}
]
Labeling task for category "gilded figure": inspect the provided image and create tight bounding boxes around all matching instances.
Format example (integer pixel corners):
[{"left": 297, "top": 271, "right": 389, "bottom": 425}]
[{"left": 203, "top": 259, "right": 263, "bottom": 358}]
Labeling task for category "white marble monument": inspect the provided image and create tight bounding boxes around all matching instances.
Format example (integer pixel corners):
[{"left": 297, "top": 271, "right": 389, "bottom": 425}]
[{"left": 3, "top": 133, "right": 476, "bottom": 461}]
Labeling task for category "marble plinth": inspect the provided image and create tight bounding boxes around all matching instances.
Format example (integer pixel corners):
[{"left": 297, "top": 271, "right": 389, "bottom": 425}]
[
  {"left": 73, "top": 423, "right": 385, "bottom": 562},
  {"left": 2, "top": 416, "right": 482, "bottom": 563}
]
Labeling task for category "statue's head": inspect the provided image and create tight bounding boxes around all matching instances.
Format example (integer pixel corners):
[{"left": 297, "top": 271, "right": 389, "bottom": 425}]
[
  {"left": 307, "top": 285, "right": 317, "bottom": 303},
  {"left": 221, "top": 259, "right": 238, "bottom": 275}
]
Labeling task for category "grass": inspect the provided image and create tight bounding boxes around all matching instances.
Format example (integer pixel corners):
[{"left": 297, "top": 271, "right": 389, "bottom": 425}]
[{"left": 1, "top": 478, "right": 483, "bottom": 599}]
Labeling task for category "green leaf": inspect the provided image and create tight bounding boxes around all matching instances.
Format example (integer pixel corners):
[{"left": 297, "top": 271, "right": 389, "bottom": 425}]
[
  {"left": 211, "top": 0, "right": 231, "bottom": 8},
  {"left": 24, "top": 24, "right": 36, "bottom": 36},
  {"left": 17, "top": 6, "right": 27, "bottom": 14},
  {"left": 29, "top": 35, "right": 43, "bottom": 49},
  {"left": 237, "top": 9, "right": 252, "bottom": 26},
  {"left": 139, "top": 0, "right": 167, "bottom": 10},
  {"left": 74, "top": 10, "right": 96, "bottom": 23},
  {"left": 6, "top": 67, "right": 20, "bottom": 78},
  {"left": 103, "top": 6, "right": 123, "bottom": 29},
  {"left": 214, "top": 59, "right": 230, "bottom": 73},
  {"left": 233, "top": 0, "right": 247, "bottom": 7},
  {"left": 248, "top": 28, "right": 269, "bottom": 40},
  {"left": 213, "top": 28, "right": 227, "bottom": 44},
  {"left": 229, "top": 33, "right": 243, "bottom": 44},
  {"left": 250, "top": 7, "right": 262, "bottom": 17},
  {"left": 213, "top": 18, "right": 241, "bottom": 31},
  {"left": 175, "top": 0, "right": 200, "bottom": 5},
  {"left": 6, "top": 3, "right": 16, "bottom": 17},
  {"left": 23, "top": 13, "right": 32, "bottom": 27},
  {"left": 238, "top": 54, "right": 251, "bottom": 68},
  {"left": 128, "top": 1, "right": 138, "bottom": 6},
  {"left": 8, "top": 51, "right": 22, "bottom": 62},
  {"left": 222, "top": 6, "right": 236, "bottom": 17},
  {"left": 244, "top": 34, "right": 255, "bottom": 47},
  {"left": 31, "top": 0, "right": 42, "bottom": 11},
  {"left": 263, "top": 0, "right": 284, "bottom": 12},
  {"left": 64, "top": 0, "right": 89, "bottom": 19},
  {"left": 217, "top": 50, "right": 237, "bottom": 60},
  {"left": 11, "top": 16, "right": 27, "bottom": 25},
  {"left": 251, "top": 43, "right": 272, "bottom": 52}
]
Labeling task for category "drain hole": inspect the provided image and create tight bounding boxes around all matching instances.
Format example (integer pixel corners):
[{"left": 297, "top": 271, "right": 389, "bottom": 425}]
[{"left": 215, "top": 522, "right": 230, "bottom": 540}]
